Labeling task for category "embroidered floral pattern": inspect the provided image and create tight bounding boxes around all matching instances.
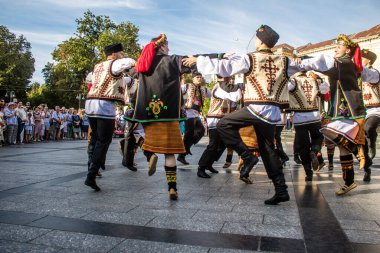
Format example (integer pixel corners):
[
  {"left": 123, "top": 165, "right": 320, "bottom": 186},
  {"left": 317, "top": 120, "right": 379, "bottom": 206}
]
[
  {"left": 363, "top": 93, "right": 372, "bottom": 101},
  {"left": 146, "top": 95, "right": 167, "bottom": 119},
  {"left": 260, "top": 57, "right": 279, "bottom": 94},
  {"left": 338, "top": 98, "right": 350, "bottom": 117},
  {"left": 118, "top": 86, "right": 125, "bottom": 95}
]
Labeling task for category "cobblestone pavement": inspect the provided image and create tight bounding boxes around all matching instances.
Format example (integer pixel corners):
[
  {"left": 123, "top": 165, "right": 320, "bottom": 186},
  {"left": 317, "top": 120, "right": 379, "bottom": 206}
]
[{"left": 0, "top": 135, "right": 379, "bottom": 252}]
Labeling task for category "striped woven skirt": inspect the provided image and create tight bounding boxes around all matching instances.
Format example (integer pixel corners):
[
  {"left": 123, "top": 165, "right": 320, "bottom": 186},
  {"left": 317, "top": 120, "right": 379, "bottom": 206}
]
[{"left": 142, "top": 121, "right": 185, "bottom": 154}]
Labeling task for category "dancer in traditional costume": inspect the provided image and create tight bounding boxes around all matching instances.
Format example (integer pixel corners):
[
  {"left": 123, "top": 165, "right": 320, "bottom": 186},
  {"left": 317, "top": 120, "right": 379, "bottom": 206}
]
[
  {"left": 287, "top": 70, "right": 329, "bottom": 181},
  {"left": 121, "top": 71, "right": 158, "bottom": 175},
  {"left": 85, "top": 43, "right": 135, "bottom": 191},
  {"left": 298, "top": 34, "right": 379, "bottom": 195},
  {"left": 197, "top": 76, "right": 242, "bottom": 178},
  {"left": 177, "top": 72, "right": 208, "bottom": 165},
  {"left": 126, "top": 34, "right": 188, "bottom": 200},
  {"left": 184, "top": 25, "right": 303, "bottom": 205},
  {"left": 361, "top": 49, "right": 379, "bottom": 182}
]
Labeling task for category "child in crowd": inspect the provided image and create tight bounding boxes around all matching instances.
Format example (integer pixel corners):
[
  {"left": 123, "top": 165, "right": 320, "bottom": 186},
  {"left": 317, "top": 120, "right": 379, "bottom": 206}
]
[{"left": 24, "top": 110, "right": 34, "bottom": 143}]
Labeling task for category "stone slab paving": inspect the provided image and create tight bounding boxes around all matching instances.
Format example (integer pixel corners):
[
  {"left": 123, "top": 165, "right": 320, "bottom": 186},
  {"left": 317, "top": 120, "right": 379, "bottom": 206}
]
[{"left": 0, "top": 136, "right": 379, "bottom": 252}]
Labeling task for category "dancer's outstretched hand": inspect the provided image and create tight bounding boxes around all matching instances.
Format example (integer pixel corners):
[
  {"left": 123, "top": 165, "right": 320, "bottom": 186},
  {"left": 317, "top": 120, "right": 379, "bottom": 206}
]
[{"left": 182, "top": 56, "right": 197, "bottom": 67}]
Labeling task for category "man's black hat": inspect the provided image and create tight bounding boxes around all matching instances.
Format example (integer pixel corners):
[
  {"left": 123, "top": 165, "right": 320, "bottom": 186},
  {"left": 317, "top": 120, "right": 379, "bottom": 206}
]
[
  {"left": 104, "top": 43, "right": 123, "bottom": 56},
  {"left": 256, "top": 25, "right": 279, "bottom": 48}
]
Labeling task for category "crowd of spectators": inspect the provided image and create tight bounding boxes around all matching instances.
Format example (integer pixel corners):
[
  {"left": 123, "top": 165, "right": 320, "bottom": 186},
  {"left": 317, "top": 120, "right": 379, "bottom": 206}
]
[{"left": 0, "top": 99, "right": 90, "bottom": 147}]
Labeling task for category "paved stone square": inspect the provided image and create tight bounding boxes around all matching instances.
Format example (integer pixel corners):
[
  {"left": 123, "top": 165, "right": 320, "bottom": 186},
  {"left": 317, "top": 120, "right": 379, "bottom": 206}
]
[{"left": 0, "top": 135, "right": 379, "bottom": 252}]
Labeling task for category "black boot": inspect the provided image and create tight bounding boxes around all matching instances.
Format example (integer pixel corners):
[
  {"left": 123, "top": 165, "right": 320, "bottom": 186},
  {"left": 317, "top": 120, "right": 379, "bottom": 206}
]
[
  {"left": 85, "top": 163, "right": 101, "bottom": 191},
  {"left": 363, "top": 167, "right": 371, "bottom": 182},
  {"left": 122, "top": 135, "right": 137, "bottom": 171},
  {"left": 197, "top": 167, "right": 211, "bottom": 178},
  {"left": 177, "top": 154, "right": 189, "bottom": 165},
  {"left": 239, "top": 151, "right": 259, "bottom": 184},
  {"left": 264, "top": 173, "right": 289, "bottom": 205},
  {"left": 207, "top": 166, "right": 219, "bottom": 174},
  {"left": 87, "top": 142, "right": 94, "bottom": 169},
  {"left": 304, "top": 163, "right": 313, "bottom": 182},
  {"left": 294, "top": 153, "right": 302, "bottom": 164}
]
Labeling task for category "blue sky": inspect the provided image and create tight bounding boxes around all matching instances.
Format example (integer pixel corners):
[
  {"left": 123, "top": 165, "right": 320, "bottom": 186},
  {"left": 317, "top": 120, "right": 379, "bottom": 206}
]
[{"left": 1, "top": 0, "right": 379, "bottom": 83}]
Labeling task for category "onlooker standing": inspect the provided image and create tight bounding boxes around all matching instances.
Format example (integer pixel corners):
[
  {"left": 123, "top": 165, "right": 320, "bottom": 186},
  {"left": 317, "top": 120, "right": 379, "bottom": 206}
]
[
  {"left": 4, "top": 102, "right": 18, "bottom": 144},
  {"left": 51, "top": 106, "right": 63, "bottom": 140},
  {"left": 24, "top": 109, "right": 34, "bottom": 143},
  {"left": 72, "top": 110, "right": 81, "bottom": 140},
  {"left": 0, "top": 99, "right": 5, "bottom": 146},
  {"left": 33, "top": 106, "right": 44, "bottom": 141},
  {"left": 16, "top": 101, "right": 27, "bottom": 144},
  {"left": 66, "top": 108, "right": 73, "bottom": 139},
  {"left": 81, "top": 109, "right": 89, "bottom": 140},
  {"left": 43, "top": 107, "right": 51, "bottom": 140}
]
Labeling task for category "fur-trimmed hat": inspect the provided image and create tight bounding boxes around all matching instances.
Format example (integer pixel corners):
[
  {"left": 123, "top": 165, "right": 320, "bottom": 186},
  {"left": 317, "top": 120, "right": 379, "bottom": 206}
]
[
  {"left": 256, "top": 25, "right": 279, "bottom": 48},
  {"left": 104, "top": 43, "right": 123, "bottom": 56},
  {"left": 362, "top": 49, "right": 377, "bottom": 64}
]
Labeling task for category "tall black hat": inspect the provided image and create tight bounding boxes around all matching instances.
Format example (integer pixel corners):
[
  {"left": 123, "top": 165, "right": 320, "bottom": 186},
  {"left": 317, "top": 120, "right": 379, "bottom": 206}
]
[
  {"left": 256, "top": 25, "right": 279, "bottom": 48},
  {"left": 104, "top": 43, "right": 123, "bottom": 56}
]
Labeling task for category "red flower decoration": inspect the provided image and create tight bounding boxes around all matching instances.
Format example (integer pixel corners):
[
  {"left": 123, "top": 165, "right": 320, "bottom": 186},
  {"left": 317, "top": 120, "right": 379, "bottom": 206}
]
[
  {"left": 259, "top": 28, "right": 264, "bottom": 32},
  {"left": 363, "top": 93, "right": 372, "bottom": 101},
  {"left": 118, "top": 86, "right": 125, "bottom": 95}
]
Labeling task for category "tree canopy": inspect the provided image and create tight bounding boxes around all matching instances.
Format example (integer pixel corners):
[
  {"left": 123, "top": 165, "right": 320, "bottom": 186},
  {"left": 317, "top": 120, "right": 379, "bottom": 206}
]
[
  {"left": 0, "top": 25, "right": 35, "bottom": 102},
  {"left": 42, "top": 10, "right": 141, "bottom": 108}
]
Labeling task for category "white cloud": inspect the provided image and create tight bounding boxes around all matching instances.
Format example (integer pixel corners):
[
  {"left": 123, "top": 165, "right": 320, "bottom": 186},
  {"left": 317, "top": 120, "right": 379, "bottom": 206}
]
[
  {"left": 43, "top": 0, "right": 152, "bottom": 9},
  {"left": 12, "top": 30, "right": 71, "bottom": 47}
]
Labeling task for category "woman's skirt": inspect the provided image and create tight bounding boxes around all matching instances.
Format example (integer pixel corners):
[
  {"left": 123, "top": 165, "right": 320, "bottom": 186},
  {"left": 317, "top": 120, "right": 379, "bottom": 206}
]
[
  {"left": 239, "top": 126, "right": 260, "bottom": 156},
  {"left": 142, "top": 121, "right": 185, "bottom": 154}
]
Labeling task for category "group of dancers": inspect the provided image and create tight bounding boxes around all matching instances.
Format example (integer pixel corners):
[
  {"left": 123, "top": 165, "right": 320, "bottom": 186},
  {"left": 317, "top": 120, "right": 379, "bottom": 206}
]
[{"left": 84, "top": 24, "right": 380, "bottom": 205}]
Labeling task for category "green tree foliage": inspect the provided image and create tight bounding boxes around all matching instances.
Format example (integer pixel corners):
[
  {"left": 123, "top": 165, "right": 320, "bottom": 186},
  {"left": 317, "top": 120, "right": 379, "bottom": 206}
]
[
  {"left": 0, "top": 25, "right": 35, "bottom": 101},
  {"left": 40, "top": 10, "right": 141, "bottom": 108}
]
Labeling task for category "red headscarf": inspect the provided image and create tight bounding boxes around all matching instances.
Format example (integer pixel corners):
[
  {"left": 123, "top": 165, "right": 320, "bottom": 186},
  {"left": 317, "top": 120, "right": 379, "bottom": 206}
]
[
  {"left": 135, "top": 34, "right": 167, "bottom": 73},
  {"left": 135, "top": 42, "right": 156, "bottom": 73},
  {"left": 353, "top": 46, "right": 363, "bottom": 73}
]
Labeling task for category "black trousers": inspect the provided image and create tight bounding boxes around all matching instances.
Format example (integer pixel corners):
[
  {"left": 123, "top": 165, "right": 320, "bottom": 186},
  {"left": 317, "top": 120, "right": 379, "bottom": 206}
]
[
  {"left": 217, "top": 107, "right": 283, "bottom": 179},
  {"left": 183, "top": 117, "right": 205, "bottom": 154},
  {"left": 88, "top": 117, "right": 114, "bottom": 177},
  {"left": 364, "top": 115, "right": 380, "bottom": 149},
  {"left": 198, "top": 128, "right": 225, "bottom": 167},
  {"left": 294, "top": 122, "right": 323, "bottom": 164},
  {"left": 274, "top": 125, "right": 285, "bottom": 152}
]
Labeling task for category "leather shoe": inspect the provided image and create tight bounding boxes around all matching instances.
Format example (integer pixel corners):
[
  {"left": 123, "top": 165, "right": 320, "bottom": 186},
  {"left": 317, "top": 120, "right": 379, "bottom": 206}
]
[
  {"left": 197, "top": 169, "right": 211, "bottom": 178},
  {"left": 169, "top": 188, "right": 178, "bottom": 200},
  {"left": 126, "top": 165, "right": 137, "bottom": 171},
  {"left": 223, "top": 162, "right": 232, "bottom": 168},
  {"left": 207, "top": 166, "right": 219, "bottom": 174},
  {"left": 177, "top": 155, "right": 189, "bottom": 165},
  {"left": 240, "top": 155, "right": 259, "bottom": 178},
  {"left": 264, "top": 192, "right": 290, "bottom": 205},
  {"left": 85, "top": 177, "right": 101, "bottom": 191}
]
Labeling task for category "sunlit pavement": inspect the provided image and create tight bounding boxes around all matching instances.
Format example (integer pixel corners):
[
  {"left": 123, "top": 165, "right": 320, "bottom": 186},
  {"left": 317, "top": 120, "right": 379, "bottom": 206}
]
[{"left": 0, "top": 135, "right": 379, "bottom": 252}]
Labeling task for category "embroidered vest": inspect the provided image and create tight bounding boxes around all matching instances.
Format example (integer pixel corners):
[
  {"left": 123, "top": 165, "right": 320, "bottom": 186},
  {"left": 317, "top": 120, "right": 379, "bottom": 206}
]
[
  {"left": 289, "top": 75, "right": 320, "bottom": 111},
  {"left": 87, "top": 59, "right": 125, "bottom": 102},
  {"left": 362, "top": 81, "right": 380, "bottom": 108},
  {"left": 184, "top": 83, "right": 206, "bottom": 112},
  {"left": 245, "top": 52, "right": 289, "bottom": 108},
  {"left": 207, "top": 84, "right": 233, "bottom": 118}
]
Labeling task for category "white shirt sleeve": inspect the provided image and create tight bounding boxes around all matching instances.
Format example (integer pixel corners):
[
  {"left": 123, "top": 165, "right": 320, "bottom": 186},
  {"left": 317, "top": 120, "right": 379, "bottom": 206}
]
[
  {"left": 123, "top": 76, "right": 132, "bottom": 87},
  {"left": 287, "top": 59, "right": 304, "bottom": 77},
  {"left": 299, "top": 55, "right": 335, "bottom": 72},
  {"left": 362, "top": 67, "right": 380, "bottom": 84},
  {"left": 214, "top": 87, "right": 242, "bottom": 102},
  {"left": 287, "top": 81, "right": 296, "bottom": 92},
  {"left": 319, "top": 81, "right": 330, "bottom": 94},
  {"left": 196, "top": 54, "right": 250, "bottom": 77},
  {"left": 111, "top": 58, "right": 136, "bottom": 75},
  {"left": 85, "top": 72, "right": 93, "bottom": 84}
]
